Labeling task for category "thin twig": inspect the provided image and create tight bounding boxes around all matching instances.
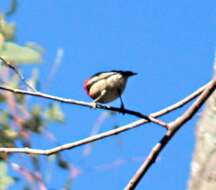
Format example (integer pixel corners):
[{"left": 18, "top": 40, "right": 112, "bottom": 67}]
[
  {"left": 0, "top": 57, "right": 36, "bottom": 91},
  {"left": 0, "top": 120, "right": 144, "bottom": 155},
  {"left": 0, "top": 80, "right": 211, "bottom": 155},
  {"left": 124, "top": 78, "right": 216, "bottom": 190},
  {"left": 0, "top": 85, "right": 167, "bottom": 128}
]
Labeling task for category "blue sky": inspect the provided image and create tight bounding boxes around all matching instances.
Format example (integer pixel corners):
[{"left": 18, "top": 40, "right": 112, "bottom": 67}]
[{"left": 4, "top": 0, "right": 216, "bottom": 189}]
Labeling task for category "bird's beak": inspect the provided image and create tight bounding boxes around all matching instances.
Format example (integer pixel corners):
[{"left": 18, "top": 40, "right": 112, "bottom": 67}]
[{"left": 129, "top": 72, "right": 137, "bottom": 77}]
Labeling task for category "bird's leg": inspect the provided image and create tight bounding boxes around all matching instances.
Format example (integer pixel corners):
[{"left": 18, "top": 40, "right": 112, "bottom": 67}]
[
  {"left": 118, "top": 89, "right": 125, "bottom": 114},
  {"left": 91, "top": 89, "right": 106, "bottom": 108},
  {"left": 119, "top": 95, "right": 125, "bottom": 112}
]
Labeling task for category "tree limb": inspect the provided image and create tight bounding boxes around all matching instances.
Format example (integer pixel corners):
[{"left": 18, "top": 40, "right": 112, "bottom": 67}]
[
  {"left": 0, "top": 80, "right": 211, "bottom": 155},
  {"left": 124, "top": 78, "right": 216, "bottom": 190},
  {"left": 0, "top": 85, "right": 168, "bottom": 128}
]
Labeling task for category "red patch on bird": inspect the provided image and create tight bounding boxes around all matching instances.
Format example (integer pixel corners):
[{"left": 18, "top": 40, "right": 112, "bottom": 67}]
[
  {"left": 83, "top": 79, "right": 91, "bottom": 95},
  {"left": 84, "top": 79, "right": 96, "bottom": 99}
]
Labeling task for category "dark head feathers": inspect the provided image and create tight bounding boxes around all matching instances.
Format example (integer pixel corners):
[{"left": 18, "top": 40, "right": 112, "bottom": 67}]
[{"left": 91, "top": 70, "right": 137, "bottom": 78}]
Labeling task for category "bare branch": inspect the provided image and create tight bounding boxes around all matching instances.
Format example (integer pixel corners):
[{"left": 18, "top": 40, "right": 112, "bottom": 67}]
[
  {"left": 0, "top": 80, "right": 210, "bottom": 129},
  {"left": 0, "top": 80, "right": 211, "bottom": 155},
  {"left": 0, "top": 79, "right": 209, "bottom": 119},
  {"left": 0, "top": 85, "right": 167, "bottom": 128},
  {"left": 124, "top": 78, "right": 216, "bottom": 190},
  {"left": 0, "top": 120, "right": 145, "bottom": 155}
]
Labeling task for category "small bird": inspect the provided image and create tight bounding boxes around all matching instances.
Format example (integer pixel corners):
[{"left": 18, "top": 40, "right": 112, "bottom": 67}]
[{"left": 84, "top": 70, "right": 137, "bottom": 109}]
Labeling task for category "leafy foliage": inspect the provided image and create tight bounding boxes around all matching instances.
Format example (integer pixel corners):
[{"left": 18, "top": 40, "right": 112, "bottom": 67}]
[
  {"left": 0, "top": 14, "right": 15, "bottom": 40},
  {"left": 0, "top": 161, "right": 14, "bottom": 189},
  {"left": 44, "top": 103, "right": 64, "bottom": 123},
  {"left": 0, "top": 15, "right": 41, "bottom": 64},
  {"left": 0, "top": 6, "right": 67, "bottom": 189},
  {"left": 0, "top": 42, "right": 42, "bottom": 64}
]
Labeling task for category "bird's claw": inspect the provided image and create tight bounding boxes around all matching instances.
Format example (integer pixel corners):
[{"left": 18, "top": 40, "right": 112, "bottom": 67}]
[{"left": 120, "top": 104, "right": 126, "bottom": 115}]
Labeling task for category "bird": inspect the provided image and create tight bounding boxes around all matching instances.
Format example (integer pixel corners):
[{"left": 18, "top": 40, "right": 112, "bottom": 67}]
[{"left": 84, "top": 70, "right": 137, "bottom": 109}]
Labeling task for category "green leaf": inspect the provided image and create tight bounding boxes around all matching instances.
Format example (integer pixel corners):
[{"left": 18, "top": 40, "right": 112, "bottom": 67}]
[
  {"left": 0, "top": 128, "right": 17, "bottom": 147},
  {"left": 44, "top": 103, "right": 64, "bottom": 123},
  {"left": 23, "top": 105, "right": 44, "bottom": 133},
  {"left": 32, "top": 105, "right": 42, "bottom": 115},
  {"left": 0, "top": 161, "right": 14, "bottom": 189},
  {"left": 0, "top": 42, "right": 42, "bottom": 64},
  {"left": 24, "top": 115, "right": 43, "bottom": 133},
  {"left": 0, "top": 15, "right": 15, "bottom": 40}
]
